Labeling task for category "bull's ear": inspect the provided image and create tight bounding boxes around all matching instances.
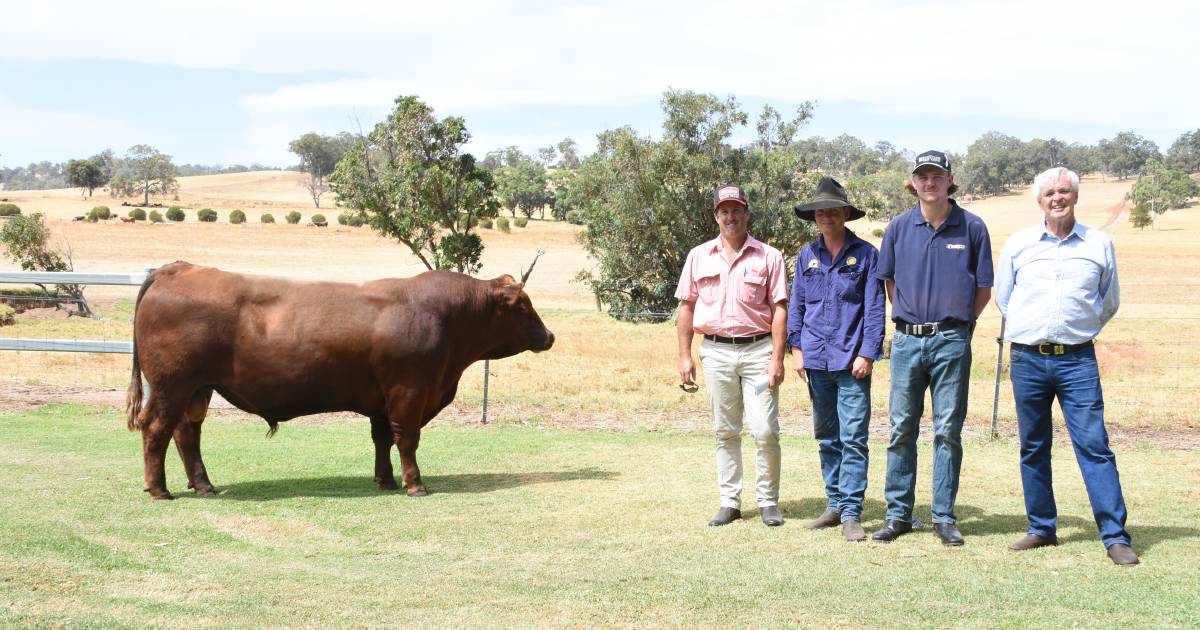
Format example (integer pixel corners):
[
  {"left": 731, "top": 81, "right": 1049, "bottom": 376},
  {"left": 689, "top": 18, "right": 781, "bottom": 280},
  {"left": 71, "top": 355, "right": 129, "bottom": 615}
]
[
  {"left": 494, "top": 282, "right": 523, "bottom": 307},
  {"left": 495, "top": 274, "right": 517, "bottom": 285}
]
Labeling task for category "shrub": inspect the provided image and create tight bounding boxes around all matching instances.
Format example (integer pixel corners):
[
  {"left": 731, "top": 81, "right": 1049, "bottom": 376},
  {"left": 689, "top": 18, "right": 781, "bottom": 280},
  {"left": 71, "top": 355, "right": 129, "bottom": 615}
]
[
  {"left": 229, "top": 209, "right": 247, "bottom": 225},
  {"left": 148, "top": 210, "right": 164, "bottom": 223},
  {"left": 348, "top": 214, "right": 365, "bottom": 227},
  {"left": 514, "top": 217, "right": 528, "bottom": 228},
  {"left": 479, "top": 218, "right": 493, "bottom": 229},
  {"left": 0, "top": 303, "right": 14, "bottom": 326},
  {"left": 0, "top": 203, "right": 20, "bottom": 217},
  {"left": 89, "top": 205, "right": 112, "bottom": 221},
  {"left": 285, "top": 211, "right": 302, "bottom": 225},
  {"left": 197, "top": 208, "right": 218, "bottom": 222},
  {"left": 872, "top": 228, "right": 885, "bottom": 238},
  {"left": 128, "top": 208, "right": 147, "bottom": 221},
  {"left": 166, "top": 207, "right": 185, "bottom": 222},
  {"left": 496, "top": 217, "right": 511, "bottom": 233},
  {"left": 260, "top": 213, "right": 275, "bottom": 224},
  {"left": 311, "top": 214, "right": 326, "bottom": 224},
  {"left": 564, "top": 210, "right": 585, "bottom": 225},
  {"left": 337, "top": 213, "right": 350, "bottom": 225}
]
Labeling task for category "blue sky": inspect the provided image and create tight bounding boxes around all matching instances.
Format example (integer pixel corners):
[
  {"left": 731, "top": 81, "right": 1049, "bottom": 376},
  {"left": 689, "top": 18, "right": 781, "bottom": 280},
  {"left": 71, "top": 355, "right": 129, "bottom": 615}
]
[{"left": 1, "top": 0, "right": 1195, "bottom": 168}]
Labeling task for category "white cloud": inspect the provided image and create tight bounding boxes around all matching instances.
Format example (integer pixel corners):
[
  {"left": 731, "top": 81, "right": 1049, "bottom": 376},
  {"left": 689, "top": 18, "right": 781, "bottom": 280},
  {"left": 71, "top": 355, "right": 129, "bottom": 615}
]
[{"left": 2, "top": 0, "right": 1197, "bottom": 161}]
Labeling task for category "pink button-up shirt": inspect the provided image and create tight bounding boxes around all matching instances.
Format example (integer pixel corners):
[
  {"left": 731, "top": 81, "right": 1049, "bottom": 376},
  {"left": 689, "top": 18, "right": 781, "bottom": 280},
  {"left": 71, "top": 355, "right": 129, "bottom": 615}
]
[{"left": 675, "top": 235, "right": 788, "bottom": 337}]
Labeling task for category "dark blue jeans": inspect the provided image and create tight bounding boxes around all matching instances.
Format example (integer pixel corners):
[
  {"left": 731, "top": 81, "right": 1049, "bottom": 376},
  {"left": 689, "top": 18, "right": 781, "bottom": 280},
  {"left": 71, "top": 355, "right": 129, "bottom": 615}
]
[
  {"left": 807, "top": 369, "right": 871, "bottom": 521},
  {"left": 884, "top": 325, "right": 972, "bottom": 524},
  {"left": 1010, "top": 344, "right": 1131, "bottom": 548}
]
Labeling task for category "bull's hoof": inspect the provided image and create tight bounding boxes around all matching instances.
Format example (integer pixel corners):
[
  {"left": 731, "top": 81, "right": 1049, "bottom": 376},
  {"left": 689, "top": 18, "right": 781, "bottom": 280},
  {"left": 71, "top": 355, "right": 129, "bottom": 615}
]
[
  {"left": 150, "top": 491, "right": 175, "bottom": 501},
  {"left": 406, "top": 486, "right": 429, "bottom": 497},
  {"left": 377, "top": 479, "right": 399, "bottom": 491}
]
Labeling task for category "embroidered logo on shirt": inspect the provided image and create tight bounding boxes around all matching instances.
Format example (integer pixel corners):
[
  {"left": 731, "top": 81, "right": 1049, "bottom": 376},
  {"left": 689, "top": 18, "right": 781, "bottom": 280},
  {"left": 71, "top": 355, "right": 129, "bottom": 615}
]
[
  {"left": 945, "top": 243, "right": 965, "bottom": 250},
  {"left": 846, "top": 257, "right": 857, "bottom": 265},
  {"left": 807, "top": 259, "right": 819, "bottom": 269}
]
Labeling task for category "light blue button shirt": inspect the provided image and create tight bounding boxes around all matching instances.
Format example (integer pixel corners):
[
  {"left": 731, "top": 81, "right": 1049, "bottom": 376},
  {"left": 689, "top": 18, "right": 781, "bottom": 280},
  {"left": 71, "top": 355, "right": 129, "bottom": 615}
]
[{"left": 995, "top": 221, "right": 1119, "bottom": 345}]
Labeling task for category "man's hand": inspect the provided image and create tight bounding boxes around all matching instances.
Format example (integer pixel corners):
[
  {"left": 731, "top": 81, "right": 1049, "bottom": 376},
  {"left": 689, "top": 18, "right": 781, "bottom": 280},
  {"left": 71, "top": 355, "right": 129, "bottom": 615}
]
[
  {"left": 851, "top": 356, "right": 873, "bottom": 380},
  {"left": 766, "top": 354, "right": 785, "bottom": 388},
  {"left": 679, "top": 355, "right": 696, "bottom": 387},
  {"left": 790, "top": 347, "right": 807, "bottom": 383}
]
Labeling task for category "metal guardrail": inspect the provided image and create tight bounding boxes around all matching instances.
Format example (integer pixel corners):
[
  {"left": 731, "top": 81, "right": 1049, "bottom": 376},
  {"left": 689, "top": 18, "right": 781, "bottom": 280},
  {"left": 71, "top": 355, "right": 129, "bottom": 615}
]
[{"left": 0, "top": 270, "right": 149, "bottom": 353}]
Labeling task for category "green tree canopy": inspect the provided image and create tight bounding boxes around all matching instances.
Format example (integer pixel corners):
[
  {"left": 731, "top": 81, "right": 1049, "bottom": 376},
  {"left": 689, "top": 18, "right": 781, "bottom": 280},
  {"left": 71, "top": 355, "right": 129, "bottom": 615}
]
[
  {"left": 0, "top": 213, "right": 91, "bottom": 316},
  {"left": 117, "top": 145, "right": 178, "bottom": 206},
  {"left": 289, "top": 131, "right": 355, "bottom": 207},
  {"left": 330, "top": 95, "right": 499, "bottom": 274},
  {"left": 1127, "top": 158, "right": 1199, "bottom": 230},
  {"left": 1097, "top": 132, "right": 1160, "bottom": 180},
  {"left": 495, "top": 159, "right": 552, "bottom": 219},
  {"left": 572, "top": 90, "right": 818, "bottom": 317},
  {"left": 65, "top": 157, "right": 108, "bottom": 199},
  {"left": 1166, "top": 129, "right": 1200, "bottom": 174}
]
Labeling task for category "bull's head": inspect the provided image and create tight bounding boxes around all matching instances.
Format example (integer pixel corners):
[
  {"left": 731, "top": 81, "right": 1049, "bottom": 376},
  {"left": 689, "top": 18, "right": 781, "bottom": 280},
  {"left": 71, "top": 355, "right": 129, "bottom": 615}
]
[{"left": 484, "top": 275, "right": 555, "bottom": 360}]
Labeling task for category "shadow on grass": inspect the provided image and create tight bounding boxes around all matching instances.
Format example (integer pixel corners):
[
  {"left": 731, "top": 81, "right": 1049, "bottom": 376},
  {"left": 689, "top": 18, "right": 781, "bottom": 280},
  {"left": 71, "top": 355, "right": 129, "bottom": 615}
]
[{"left": 206, "top": 466, "right": 619, "bottom": 501}]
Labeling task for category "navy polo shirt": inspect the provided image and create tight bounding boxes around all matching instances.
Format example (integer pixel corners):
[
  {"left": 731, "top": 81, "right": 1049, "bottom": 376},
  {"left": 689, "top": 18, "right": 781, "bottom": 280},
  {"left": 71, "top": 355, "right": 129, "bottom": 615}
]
[{"left": 874, "top": 201, "right": 993, "bottom": 324}]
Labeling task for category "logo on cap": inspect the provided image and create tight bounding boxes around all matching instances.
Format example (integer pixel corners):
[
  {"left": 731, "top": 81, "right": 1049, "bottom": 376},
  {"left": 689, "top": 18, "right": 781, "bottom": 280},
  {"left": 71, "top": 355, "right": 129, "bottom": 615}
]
[
  {"left": 912, "top": 150, "right": 951, "bottom": 173},
  {"left": 713, "top": 185, "right": 748, "bottom": 208}
]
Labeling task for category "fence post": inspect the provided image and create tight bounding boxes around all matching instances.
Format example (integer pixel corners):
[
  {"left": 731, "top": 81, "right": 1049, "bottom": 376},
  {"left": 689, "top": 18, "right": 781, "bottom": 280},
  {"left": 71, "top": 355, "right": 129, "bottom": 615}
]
[
  {"left": 990, "top": 316, "right": 1007, "bottom": 440},
  {"left": 480, "top": 359, "right": 490, "bottom": 424}
]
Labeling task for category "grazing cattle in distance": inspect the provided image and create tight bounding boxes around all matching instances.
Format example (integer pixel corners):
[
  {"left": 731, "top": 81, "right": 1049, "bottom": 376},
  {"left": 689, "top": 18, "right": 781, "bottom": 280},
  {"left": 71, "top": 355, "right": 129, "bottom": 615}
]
[
  {"left": 120, "top": 217, "right": 135, "bottom": 223},
  {"left": 72, "top": 216, "right": 86, "bottom": 221},
  {"left": 126, "top": 261, "right": 555, "bottom": 500}
]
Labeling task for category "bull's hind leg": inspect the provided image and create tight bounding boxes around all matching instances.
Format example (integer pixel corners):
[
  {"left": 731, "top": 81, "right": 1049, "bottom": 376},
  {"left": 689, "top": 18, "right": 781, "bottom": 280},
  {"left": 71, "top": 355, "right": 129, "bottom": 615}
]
[
  {"left": 173, "top": 389, "right": 217, "bottom": 495},
  {"left": 139, "top": 395, "right": 187, "bottom": 500},
  {"left": 370, "top": 416, "right": 398, "bottom": 491}
]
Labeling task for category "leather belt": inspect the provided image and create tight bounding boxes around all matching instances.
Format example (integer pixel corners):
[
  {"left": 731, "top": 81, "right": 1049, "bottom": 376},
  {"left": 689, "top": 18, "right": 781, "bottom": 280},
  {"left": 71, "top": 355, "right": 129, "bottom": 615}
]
[
  {"left": 1012, "top": 340, "right": 1094, "bottom": 356},
  {"left": 704, "top": 332, "right": 771, "bottom": 345},
  {"left": 895, "top": 320, "right": 965, "bottom": 337}
]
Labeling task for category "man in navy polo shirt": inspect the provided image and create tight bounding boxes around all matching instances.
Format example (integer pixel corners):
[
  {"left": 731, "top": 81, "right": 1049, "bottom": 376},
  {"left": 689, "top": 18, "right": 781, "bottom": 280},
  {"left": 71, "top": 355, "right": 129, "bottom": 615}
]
[
  {"left": 871, "top": 150, "right": 993, "bottom": 546},
  {"left": 788, "top": 177, "right": 885, "bottom": 542}
]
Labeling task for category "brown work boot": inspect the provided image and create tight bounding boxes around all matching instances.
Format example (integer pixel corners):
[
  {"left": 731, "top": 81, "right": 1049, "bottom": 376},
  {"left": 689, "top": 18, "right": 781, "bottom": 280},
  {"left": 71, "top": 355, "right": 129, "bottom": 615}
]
[
  {"left": 1009, "top": 534, "right": 1059, "bottom": 551},
  {"left": 1106, "top": 543, "right": 1139, "bottom": 566},
  {"left": 708, "top": 507, "right": 742, "bottom": 527},
  {"left": 804, "top": 508, "right": 841, "bottom": 529},
  {"left": 841, "top": 519, "right": 866, "bottom": 542}
]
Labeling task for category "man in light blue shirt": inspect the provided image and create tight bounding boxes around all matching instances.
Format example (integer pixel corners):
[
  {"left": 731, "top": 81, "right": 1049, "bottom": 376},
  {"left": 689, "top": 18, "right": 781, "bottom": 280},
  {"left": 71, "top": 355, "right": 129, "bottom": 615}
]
[{"left": 995, "top": 166, "right": 1137, "bottom": 566}]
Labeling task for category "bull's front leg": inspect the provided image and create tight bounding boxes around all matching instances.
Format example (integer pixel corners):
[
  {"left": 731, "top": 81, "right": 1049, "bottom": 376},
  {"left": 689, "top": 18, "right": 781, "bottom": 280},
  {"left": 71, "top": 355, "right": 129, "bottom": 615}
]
[
  {"left": 369, "top": 416, "right": 398, "bottom": 491},
  {"left": 387, "top": 389, "right": 429, "bottom": 496},
  {"left": 393, "top": 425, "right": 426, "bottom": 497}
]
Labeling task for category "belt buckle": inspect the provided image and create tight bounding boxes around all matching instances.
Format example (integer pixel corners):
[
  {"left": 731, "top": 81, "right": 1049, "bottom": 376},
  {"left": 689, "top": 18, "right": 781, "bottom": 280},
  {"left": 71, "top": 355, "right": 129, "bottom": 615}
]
[
  {"left": 1037, "top": 343, "right": 1064, "bottom": 356},
  {"left": 916, "top": 323, "right": 934, "bottom": 336}
]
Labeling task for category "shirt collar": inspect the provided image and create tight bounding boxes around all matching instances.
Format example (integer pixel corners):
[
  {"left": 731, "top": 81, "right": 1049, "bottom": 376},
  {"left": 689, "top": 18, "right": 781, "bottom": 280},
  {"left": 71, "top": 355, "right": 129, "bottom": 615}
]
[
  {"left": 910, "top": 201, "right": 963, "bottom": 228},
  {"left": 705, "top": 234, "right": 763, "bottom": 256},
  {"left": 1040, "top": 220, "right": 1086, "bottom": 242}
]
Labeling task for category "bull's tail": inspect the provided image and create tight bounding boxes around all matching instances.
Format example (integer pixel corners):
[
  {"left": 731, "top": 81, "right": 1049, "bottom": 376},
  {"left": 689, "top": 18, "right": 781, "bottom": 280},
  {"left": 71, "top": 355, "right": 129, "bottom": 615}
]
[{"left": 125, "top": 268, "right": 158, "bottom": 431}]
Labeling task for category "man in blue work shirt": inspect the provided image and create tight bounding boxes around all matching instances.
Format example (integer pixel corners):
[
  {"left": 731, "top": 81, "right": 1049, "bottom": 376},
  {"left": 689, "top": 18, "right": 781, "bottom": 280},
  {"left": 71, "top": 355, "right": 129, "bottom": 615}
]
[
  {"left": 996, "top": 167, "right": 1137, "bottom": 566},
  {"left": 872, "top": 150, "right": 993, "bottom": 546},
  {"left": 788, "top": 177, "right": 885, "bottom": 542}
]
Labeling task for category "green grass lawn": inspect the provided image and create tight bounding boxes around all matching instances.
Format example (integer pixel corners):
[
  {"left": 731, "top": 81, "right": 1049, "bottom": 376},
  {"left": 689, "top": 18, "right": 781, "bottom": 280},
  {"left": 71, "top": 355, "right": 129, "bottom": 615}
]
[{"left": 2, "top": 405, "right": 1198, "bottom": 628}]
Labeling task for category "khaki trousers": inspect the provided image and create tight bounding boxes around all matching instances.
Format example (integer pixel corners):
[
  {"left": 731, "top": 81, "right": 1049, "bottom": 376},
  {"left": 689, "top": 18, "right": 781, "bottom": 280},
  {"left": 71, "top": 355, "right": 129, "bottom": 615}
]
[{"left": 699, "top": 337, "right": 781, "bottom": 509}]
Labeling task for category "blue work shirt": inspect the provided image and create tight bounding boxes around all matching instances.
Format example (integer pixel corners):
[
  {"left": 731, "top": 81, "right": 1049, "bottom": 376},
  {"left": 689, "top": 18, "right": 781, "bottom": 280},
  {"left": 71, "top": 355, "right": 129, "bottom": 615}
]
[
  {"left": 874, "top": 201, "right": 993, "bottom": 324},
  {"left": 995, "top": 221, "right": 1119, "bottom": 345},
  {"left": 787, "top": 229, "right": 886, "bottom": 370}
]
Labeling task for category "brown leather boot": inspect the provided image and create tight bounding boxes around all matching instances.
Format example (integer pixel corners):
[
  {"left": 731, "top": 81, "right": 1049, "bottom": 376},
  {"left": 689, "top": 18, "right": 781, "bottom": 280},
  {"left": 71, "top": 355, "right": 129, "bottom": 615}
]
[{"left": 804, "top": 509, "right": 841, "bottom": 529}]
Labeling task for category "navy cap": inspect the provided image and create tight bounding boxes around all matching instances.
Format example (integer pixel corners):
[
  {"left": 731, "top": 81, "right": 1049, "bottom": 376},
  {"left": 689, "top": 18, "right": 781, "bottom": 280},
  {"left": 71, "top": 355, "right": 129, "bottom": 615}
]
[{"left": 912, "top": 150, "right": 951, "bottom": 173}]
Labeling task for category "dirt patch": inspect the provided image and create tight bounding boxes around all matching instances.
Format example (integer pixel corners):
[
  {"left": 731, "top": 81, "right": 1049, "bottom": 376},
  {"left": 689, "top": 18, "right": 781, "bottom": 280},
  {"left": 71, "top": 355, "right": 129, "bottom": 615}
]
[{"left": 4, "top": 381, "right": 1198, "bottom": 451}]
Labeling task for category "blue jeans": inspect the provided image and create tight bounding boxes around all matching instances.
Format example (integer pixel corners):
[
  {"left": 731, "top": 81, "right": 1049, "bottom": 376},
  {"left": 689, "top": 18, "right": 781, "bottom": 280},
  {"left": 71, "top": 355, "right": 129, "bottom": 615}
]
[
  {"left": 1010, "top": 344, "right": 1131, "bottom": 547},
  {"left": 807, "top": 369, "right": 871, "bottom": 521},
  {"left": 884, "top": 325, "right": 972, "bottom": 524}
]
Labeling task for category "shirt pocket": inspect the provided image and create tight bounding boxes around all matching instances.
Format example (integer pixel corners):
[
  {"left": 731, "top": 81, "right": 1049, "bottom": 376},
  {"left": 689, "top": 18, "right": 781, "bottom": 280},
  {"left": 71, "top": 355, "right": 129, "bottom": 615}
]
[
  {"left": 802, "top": 268, "right": 825, "bottom": 305},
  {"left": 697, "top": 271, "right": 722, "bottom": 305},
  {"left": 837, "top": 266, "right": 863, "bottom": 303},
  {"left": 739, "top": 267, "right": 768, "bottom": 305}
]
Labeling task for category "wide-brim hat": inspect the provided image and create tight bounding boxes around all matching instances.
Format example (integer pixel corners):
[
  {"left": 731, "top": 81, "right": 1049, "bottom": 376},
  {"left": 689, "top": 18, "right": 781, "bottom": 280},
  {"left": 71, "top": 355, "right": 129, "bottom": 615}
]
[{"left": 795, "top": 177, "right": 864, "bottom": 221}]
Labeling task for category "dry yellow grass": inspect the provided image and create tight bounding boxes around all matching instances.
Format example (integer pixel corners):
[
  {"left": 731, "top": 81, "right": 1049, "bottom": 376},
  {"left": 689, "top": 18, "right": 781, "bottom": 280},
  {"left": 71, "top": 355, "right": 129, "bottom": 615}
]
[{"left": 2, "top": 172, "right": 1198, "bottom": 432}]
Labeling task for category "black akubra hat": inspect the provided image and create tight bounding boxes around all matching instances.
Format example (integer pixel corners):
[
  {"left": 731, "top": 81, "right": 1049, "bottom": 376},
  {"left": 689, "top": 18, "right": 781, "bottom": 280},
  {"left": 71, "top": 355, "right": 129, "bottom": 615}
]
[{"left": 794, "top": 177, "right": 864, "bottom": 221}]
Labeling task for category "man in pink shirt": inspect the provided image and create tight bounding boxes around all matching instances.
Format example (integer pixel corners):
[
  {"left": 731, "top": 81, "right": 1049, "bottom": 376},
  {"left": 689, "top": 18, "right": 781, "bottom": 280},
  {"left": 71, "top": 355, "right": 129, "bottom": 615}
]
[{"left": 676, "top": 184, "right": 790, "bottom": 527}]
